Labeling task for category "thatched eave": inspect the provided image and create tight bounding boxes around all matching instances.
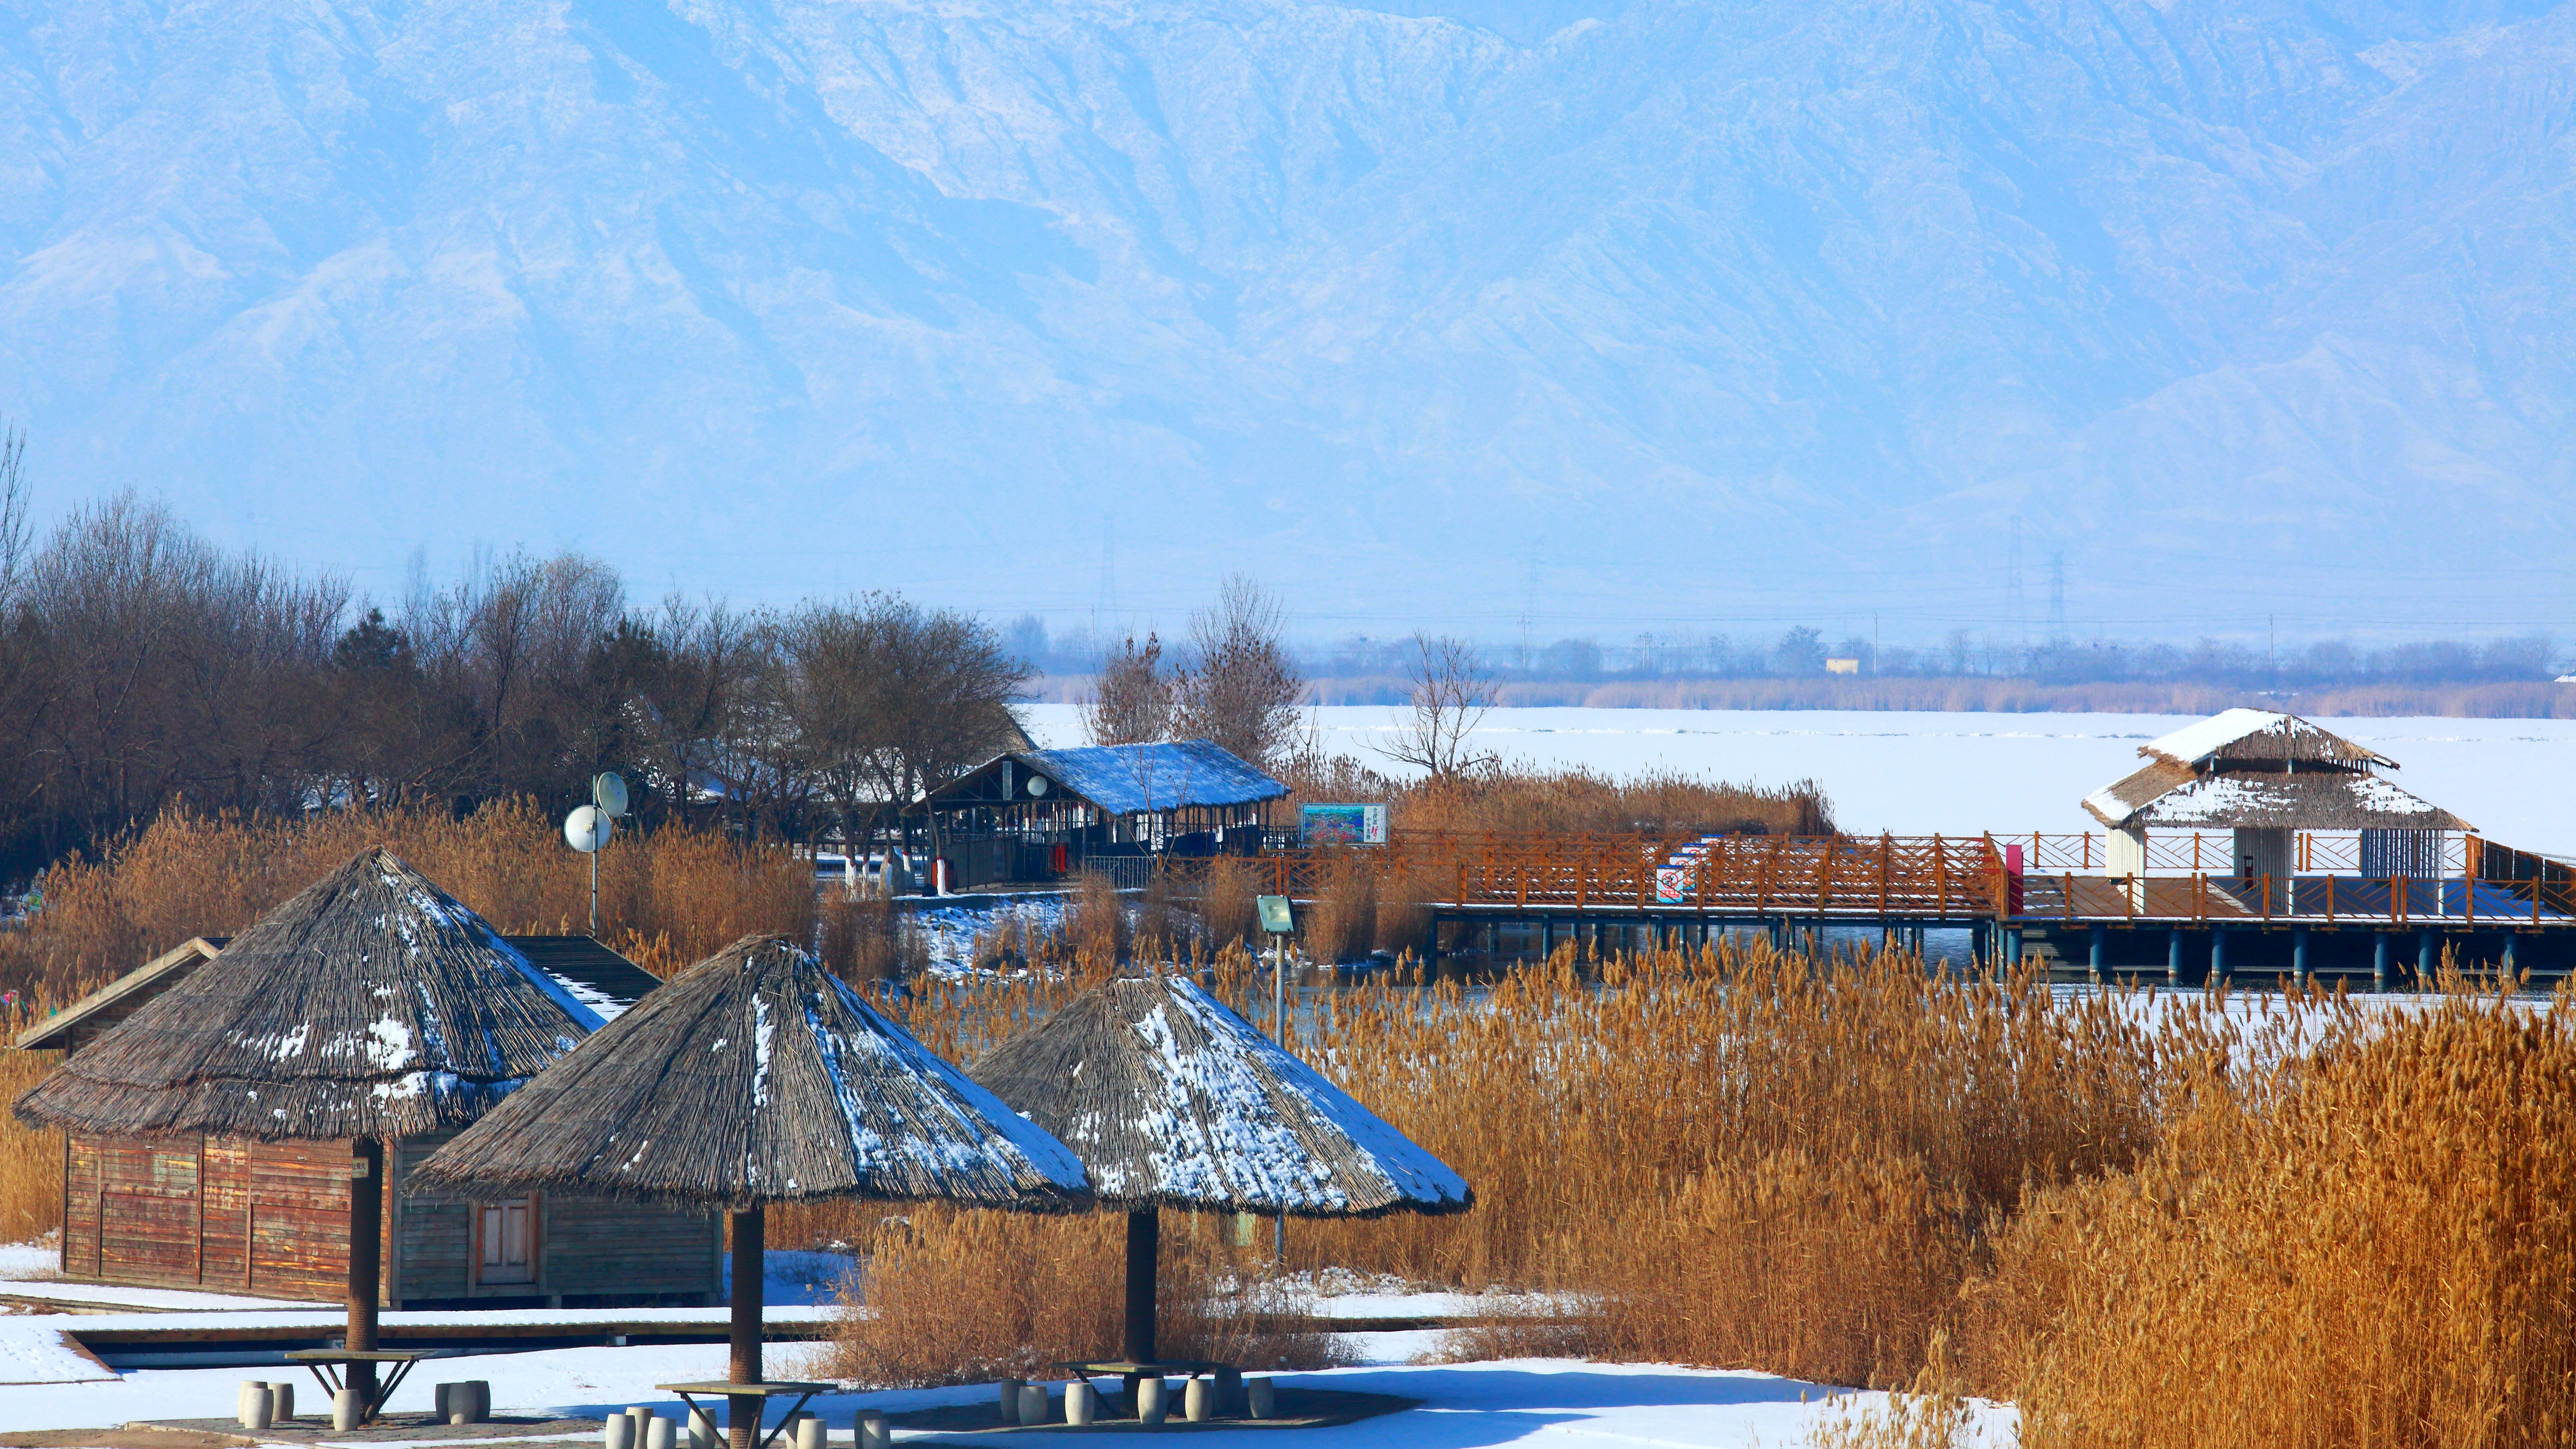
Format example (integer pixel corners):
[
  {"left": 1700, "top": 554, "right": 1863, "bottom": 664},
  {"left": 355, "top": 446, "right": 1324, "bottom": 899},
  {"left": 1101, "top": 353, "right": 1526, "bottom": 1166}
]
[
  {"left": 971, "top": 974, "right": 1472, "bottom": 1220},
  {"left": 409, "top": 935, "right": 1090, "bottom": 1213}
]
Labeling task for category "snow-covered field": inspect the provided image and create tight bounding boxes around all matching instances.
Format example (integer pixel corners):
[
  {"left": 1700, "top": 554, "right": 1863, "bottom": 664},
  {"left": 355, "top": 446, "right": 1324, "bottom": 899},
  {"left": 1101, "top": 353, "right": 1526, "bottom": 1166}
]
[
  {"left": 0, "top": 1243, "right": 2009, "bottom": 1444},
  {"left": 1021, "top": 705, "right": 2576, "bottom": 856},
  {"left": 0, "top": 1307, "right": 2003, "bottom": 1447}
]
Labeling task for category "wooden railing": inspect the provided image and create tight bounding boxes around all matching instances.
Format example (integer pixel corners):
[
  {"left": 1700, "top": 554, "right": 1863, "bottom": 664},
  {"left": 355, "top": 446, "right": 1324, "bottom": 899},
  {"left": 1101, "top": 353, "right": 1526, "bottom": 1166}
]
[
  {"left": 1156, "top": 834, "right": 2576, "bottom": 928},
  {"left": 1159, "top": 834, "right": 2012, "bottom": 919}
]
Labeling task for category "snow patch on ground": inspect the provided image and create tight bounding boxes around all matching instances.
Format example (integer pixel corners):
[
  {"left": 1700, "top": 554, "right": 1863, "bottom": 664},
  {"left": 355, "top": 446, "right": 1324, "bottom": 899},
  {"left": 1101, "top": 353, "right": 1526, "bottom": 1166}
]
[
  {"left": 0, "top": 1322, "right": 114, "bottom": 1384},
  {"left": 911, "top": 896, "right": 1073, "bottom": 979}
]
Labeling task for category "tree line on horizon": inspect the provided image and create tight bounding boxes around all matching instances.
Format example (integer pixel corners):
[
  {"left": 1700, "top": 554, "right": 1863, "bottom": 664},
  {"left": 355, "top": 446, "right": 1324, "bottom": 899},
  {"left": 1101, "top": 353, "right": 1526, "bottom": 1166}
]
[
  {"left": 0, "top": 453, "right": 1319, "bottom": 885},
  {"left": 1011, "top": 617, "right": 2562, "bottom": 689}
]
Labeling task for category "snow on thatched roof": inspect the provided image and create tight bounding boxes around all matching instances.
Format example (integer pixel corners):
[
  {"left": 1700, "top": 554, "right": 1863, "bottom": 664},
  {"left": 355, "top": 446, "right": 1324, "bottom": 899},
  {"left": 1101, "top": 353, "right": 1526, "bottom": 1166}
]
[
  {"left": 970, "top": 974, "right": 1472, "bottom": 1219},
  {"left": 2137, "top": 709, "right": 2393, "bottom": 771},
  {"left": 411, "top": 934, "right": 1090, "bottom": 1212},
  {"left": 13, "top": 849, "right": 602, "bottom": 1141},
  {"left": 2081, "top": 710, "right": 2467, "bottom": 832}
]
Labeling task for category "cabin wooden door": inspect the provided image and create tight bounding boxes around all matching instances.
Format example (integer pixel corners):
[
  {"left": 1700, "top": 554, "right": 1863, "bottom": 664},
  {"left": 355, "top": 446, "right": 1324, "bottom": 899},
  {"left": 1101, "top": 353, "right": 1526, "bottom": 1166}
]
[{"left": 475, "top": 1198, "right": 537, "bottom": 1286}]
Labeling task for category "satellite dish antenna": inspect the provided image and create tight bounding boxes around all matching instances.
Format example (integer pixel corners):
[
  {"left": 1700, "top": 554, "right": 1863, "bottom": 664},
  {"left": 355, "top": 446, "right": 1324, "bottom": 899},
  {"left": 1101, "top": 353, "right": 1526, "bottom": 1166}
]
[
  {"left": 564, "top": 805, "right": 613, "bottom": 853},
  {"left": 565, "top": 805, "right": 613, "bottom": 936},
  {"left": 593, "top": 771, "right": 630, "bottom": 818},
  {"left": 1026, "top": 775, "right": 1050, "bottom": 797}
]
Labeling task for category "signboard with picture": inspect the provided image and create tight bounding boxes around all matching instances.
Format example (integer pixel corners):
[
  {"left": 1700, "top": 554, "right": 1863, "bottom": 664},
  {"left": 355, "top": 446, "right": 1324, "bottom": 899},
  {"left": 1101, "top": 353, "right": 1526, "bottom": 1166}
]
[{"left": 1300, "top": 803, "right": 1390, "bottom": 846}]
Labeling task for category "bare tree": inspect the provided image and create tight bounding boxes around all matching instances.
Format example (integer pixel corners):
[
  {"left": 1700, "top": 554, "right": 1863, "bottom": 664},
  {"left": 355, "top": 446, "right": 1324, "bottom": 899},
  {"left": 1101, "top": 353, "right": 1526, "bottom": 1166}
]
[
  {"left": 1084, "top": 632, "right": 1172, "bottom": 745},
  {"left": 780, "top": 594, "right": 1032, "bottom": 860},
  {"left": 1378, "top": 634, "right": 1500, "bottom": 778},
  {"left": 1173, "top": 575, "right": 1303, "bottom": 769},
  {"left": 0, "top": 425, "right": 28, "bottom": 607}
]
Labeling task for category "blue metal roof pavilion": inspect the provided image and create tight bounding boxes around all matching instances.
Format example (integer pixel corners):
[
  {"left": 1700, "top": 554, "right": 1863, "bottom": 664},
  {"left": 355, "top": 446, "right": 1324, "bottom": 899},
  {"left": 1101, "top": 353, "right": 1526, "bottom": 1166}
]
[
  {"left": 907, "top": 741, "right": 1286, "bottom": 891},
  {"left": 916, "top": 740, "right": 1286, "bottom": 816}
]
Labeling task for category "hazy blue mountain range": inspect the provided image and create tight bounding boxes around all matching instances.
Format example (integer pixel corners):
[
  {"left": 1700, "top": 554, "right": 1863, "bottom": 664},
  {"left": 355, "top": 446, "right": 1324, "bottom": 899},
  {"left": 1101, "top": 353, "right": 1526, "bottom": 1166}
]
[{"left": 1, "top": 0, "right": 2569, "bottom": 636}]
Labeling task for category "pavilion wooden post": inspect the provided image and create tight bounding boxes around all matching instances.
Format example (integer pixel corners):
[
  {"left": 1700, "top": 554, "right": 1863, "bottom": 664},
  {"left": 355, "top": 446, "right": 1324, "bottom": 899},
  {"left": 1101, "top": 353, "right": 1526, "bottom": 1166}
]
[
  {"left": 347, "top": 1139, "right": 383, "bottom": 1408},
  {"left": 729, "top": 1207, "right": 765, "bottom": 1449},
  {"left": 1123, "top": 1208, "right": 1158, "bottom": 1364}
]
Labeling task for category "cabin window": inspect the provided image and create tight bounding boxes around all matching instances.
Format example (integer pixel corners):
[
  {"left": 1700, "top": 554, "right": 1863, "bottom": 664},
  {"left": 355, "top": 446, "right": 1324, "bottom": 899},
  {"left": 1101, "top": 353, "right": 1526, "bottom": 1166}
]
[{"left": 475, "top": 1198, "right": 537, "bottom": 1286}]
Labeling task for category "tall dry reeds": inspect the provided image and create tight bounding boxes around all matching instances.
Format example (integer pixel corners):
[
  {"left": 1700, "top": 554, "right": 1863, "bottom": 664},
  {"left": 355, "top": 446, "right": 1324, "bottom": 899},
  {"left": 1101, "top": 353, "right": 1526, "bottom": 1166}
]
[
  {"left": 1986, "top": 981, "right": 2576, "bottom": 1448},
  {"left": 815, "top": 1205, "right": 1342, "bottom": 1387},
  {"left": 0, "top": 1042, "right": 59, "bottom": 1244},
  {"left": 1196, "top": 856, "right": 1259, "bottom": 953},
  {"left": 0, "top": 801, "right": 813, "bottom": 1001},
  {"left": 1272, "top": 755, "right": 1832, "bottom": 839},
  {"left": 1390, "top": 766, "right": 1832, "bottom": 838},
  {"left": 1302, "top": 852, "right": 1377, "bottom": 964},
  {"left": 818, "top": 893, "right": 928, "bottom": 983}
]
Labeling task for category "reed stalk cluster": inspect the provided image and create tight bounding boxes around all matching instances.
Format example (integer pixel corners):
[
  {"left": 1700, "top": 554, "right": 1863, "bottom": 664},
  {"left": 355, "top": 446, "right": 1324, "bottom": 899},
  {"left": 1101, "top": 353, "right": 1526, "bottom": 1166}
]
[
  {"left": 0, "top": 800, "right": 814, "bottom": 1004},
  {"left": 811, "top": 1204, "right": 1343, "bottom": 1387}
]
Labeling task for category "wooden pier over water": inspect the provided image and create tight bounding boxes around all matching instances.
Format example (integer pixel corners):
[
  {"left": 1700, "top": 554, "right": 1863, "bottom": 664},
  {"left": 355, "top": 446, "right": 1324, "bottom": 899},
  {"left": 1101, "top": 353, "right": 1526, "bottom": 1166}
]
[{"left": 1165, "top": 828, "right": 2576, "bottom": 988}]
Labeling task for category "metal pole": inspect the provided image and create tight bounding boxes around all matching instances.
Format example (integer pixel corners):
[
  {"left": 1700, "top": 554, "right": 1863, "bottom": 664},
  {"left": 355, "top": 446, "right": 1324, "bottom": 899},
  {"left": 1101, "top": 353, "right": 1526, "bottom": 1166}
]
[
  {"left": 1271, "top": 932, "right": 1286, "bottom": 1264},
  {"left": 729, "top": 1206, "right": 764, "bottom": 1449},
  {"left": 590, "top": 850, "right": 599, "bottom": 937}
]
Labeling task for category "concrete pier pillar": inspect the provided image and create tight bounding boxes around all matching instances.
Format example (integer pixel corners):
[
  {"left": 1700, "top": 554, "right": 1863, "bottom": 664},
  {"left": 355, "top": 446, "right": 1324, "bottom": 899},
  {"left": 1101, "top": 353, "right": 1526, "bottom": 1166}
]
[{"left": 2292, "top": 927, "right": 2309, "bottom": 991}]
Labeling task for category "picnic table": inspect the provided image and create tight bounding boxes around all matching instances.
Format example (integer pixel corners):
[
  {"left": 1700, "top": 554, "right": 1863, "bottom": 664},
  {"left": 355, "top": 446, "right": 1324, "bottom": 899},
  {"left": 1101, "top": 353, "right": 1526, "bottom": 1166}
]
[
  {"left": 657, "top": 1379, "right": 835, "bottom": 1449},
  {"left": 281, "top": 1347, "right": 440, "bottom": 1426}
]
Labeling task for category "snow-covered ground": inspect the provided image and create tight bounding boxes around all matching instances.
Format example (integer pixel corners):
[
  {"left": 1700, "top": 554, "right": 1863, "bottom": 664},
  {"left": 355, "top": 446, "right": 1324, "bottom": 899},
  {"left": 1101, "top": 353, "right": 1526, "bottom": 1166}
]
[
  {"left": 0, "top": 1241, "right": 2009, "bottom": 1444},
  {"left": 907, "top": 896, "right": 1074, "bottom": 979},
  {"left": 0, "top": 1332, "right": 2006, "bottom": 1447},
  {"left": 1021, "top": 705, "right": 2576, "bottom": 856}
]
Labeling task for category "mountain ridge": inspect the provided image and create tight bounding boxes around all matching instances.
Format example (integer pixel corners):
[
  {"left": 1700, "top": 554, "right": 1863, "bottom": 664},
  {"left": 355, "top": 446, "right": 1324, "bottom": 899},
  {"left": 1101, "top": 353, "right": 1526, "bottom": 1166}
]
[{"left": 0, "top": 0, "right": 2567, "bottom": 631}]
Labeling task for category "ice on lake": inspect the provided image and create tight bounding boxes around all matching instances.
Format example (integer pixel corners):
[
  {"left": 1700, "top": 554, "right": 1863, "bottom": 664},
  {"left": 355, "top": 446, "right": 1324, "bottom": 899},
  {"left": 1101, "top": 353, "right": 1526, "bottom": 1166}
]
[{"left": 1023, "top": 705, "right": 2576, "bottom": 856}]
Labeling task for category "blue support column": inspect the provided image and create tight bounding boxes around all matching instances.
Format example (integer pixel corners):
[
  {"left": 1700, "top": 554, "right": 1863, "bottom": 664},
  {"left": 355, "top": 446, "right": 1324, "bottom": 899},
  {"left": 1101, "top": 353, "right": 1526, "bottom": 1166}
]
[
  {"left": 2503, "top": 932, "right": 2519, "bottom": 984},
  {"left": 2167, "top": 928, "right": 2184, "bottom": 986},
  {"left": 2210, "top": 924, "right": 2229, "bottom": 991},
  {"left": 2292, "top": 927, "right": 2310, "bottom": 991},
  {"left": 2419, "top": 928, "right": 2438, "bottom": 989},
  {"left": 2373, "top": 933, "right": 2391, "bottom": 993},
  {"left": 2088, "top": 922, "right": 2107, "bottom": 984}
]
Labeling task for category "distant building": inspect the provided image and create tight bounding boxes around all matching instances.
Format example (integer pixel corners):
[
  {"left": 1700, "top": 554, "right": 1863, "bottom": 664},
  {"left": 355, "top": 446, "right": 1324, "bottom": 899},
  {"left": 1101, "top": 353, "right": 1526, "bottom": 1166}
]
[
  {"left": 909, "top": 739, "right": 1286, "bottom": 891},
  {"left": 1825, "top": 657, "right": 1861, "bottom": 675},
  {"left": 17, "top": 929, "right": 719, "bottom": 1309},
  {"left": 2081, "top": 709, "right": 2469, "bottom": 897}
]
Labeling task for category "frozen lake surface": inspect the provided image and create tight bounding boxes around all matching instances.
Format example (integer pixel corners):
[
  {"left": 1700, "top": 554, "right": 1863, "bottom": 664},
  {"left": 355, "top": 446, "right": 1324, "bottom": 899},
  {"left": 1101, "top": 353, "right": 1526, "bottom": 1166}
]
[{"left": 1022, "top": 706, "right": 2576, "bottom": 856}]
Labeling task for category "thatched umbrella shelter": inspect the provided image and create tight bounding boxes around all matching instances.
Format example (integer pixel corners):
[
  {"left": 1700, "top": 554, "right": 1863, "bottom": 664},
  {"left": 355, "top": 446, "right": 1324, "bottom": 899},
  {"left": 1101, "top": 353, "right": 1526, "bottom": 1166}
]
[
  {"left": 970, "top": 973, "right": 1471, "bottom": 1373},
  {"left": 13, "top": 847, "right": 606, "bottom": 1415},
  {"left": 413, "top": 934, "right": 1088, "bottom": 1449}
]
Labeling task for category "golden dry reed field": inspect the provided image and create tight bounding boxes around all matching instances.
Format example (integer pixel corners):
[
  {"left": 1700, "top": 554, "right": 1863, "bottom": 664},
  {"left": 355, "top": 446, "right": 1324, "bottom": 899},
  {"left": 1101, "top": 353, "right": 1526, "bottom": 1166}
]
[
  {"left": 0, "top": 803, "right": 813, "bottom": 1244},
  {"left": 0, "top": 800, "right": 815, "bottom": 1006},
  {"left": 4, "top": 803, "right": 2572, "bottom": 1446}
]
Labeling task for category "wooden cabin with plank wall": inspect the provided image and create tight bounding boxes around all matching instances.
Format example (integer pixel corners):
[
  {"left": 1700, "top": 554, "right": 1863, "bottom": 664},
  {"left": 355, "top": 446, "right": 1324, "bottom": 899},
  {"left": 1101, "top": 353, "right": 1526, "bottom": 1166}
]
[{"left": 22, "top": 935, "right": 723, "bottom": 1309}]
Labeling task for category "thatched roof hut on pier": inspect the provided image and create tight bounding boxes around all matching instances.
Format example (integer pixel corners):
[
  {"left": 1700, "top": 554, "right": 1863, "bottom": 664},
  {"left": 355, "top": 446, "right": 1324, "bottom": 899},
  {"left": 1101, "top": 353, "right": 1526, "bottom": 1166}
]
[
  {"left": 2082, "top": 709, "right": 2470, "bottom": 889},
  {"left": 970, "top": 973, "right": 1470, "bottom": 1373}
]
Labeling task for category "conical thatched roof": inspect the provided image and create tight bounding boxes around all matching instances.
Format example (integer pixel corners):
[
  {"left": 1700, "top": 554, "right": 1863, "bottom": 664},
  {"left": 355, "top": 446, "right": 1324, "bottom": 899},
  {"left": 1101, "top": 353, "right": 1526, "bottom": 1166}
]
[
  {"left": 970, "top": 974, "right": 1472, "bottom": 1218},
  {"left": 411, "top": 935, "right": 1090, "bottom": 1212},
  {"left": 13, "top": 848, "right": 604, "bottom": 1141}
]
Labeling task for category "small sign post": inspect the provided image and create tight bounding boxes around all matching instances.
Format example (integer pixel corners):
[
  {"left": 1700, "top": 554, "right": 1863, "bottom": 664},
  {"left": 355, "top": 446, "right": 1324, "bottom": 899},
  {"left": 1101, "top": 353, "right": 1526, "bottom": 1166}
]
[{"left": 1255, "top": 894, "right": 1294, "bottom": 1261}]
